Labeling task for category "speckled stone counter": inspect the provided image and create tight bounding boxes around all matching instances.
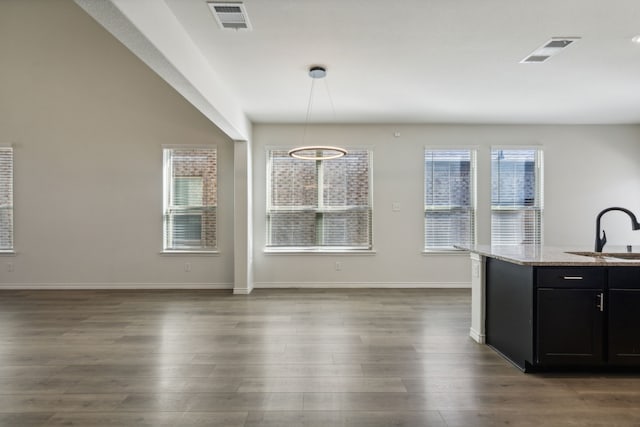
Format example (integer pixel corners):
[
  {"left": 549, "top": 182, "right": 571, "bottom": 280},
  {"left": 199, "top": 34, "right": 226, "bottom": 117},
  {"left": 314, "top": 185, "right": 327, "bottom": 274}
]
[{"left": 459, "top": 244, "right": 640, "bottom": 266}]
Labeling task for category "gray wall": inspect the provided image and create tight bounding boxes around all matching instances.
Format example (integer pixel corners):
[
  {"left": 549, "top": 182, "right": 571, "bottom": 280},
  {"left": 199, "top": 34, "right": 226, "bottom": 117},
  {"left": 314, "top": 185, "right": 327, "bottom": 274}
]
[
  {"left": 0, "top": 0, "right": 235, "bottom": 288},
  {"left": 252, "top": 123, "right": 640, "bottom": 288}
]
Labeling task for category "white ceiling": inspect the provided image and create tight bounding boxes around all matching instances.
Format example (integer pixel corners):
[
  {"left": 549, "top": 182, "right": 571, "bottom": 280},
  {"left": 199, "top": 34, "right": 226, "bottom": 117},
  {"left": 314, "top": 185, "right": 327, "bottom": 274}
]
[{"left": 79, "top": 0, "right": 640, "bottom": 136}]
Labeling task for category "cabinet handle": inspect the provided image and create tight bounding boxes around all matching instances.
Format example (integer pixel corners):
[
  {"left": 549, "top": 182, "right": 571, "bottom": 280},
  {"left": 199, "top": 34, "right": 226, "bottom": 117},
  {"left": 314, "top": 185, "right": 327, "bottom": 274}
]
[
  {"left": 596, "top": 293, "right": 604, "bottom": 312},
  {"left": 562, "top": 276, "right": 583, "bottom": 280}
]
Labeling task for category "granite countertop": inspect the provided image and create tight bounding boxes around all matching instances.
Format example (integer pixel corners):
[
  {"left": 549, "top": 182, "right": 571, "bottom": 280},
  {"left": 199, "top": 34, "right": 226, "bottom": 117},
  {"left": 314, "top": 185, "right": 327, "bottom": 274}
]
[{"left": 457, "top": 244, "right": 640, "bottom": 266}]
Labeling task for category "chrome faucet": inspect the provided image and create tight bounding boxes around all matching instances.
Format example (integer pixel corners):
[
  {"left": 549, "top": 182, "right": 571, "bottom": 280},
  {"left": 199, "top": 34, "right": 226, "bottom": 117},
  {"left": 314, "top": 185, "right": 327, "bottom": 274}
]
[{"left": 595, "top": 207, "right": 640, "bottom": 252}]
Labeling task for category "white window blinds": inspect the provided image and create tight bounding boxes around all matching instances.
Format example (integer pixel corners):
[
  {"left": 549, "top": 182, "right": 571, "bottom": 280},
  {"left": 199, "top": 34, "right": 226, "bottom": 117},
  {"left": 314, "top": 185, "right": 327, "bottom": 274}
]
[
  {"left": 491, "top": 148, "right": 543, "bottom": 246},
  {"left": 266, "top": 148, "right": 372, "bottom": 251},
  {"left": 424, "top": 149, "right": 476, "bottom": 250},
  {"left": 0, "top": 147, "right": 13, "bottom": 251},
  {"left": 163, "top": 147, "right": 217, "bottom": 251}
]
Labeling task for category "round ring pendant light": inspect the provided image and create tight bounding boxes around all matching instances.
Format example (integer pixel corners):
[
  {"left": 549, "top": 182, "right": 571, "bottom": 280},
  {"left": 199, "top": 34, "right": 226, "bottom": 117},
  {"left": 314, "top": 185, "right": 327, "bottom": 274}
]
[
  {"left": 288, "top": 145, "right": 348, "bottom": 160},
  {"left": 288, "top": 66, "right": 347, "bottom": 161}
]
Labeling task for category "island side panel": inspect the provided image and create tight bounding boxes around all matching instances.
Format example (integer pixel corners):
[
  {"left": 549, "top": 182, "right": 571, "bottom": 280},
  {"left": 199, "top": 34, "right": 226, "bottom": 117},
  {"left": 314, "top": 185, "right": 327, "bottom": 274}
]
[
  {"left": 470, "top": 253, "right": 486, "bottom": 343},
  {"left": 486, "top": 257, "right": 534, "bottom": 370}
]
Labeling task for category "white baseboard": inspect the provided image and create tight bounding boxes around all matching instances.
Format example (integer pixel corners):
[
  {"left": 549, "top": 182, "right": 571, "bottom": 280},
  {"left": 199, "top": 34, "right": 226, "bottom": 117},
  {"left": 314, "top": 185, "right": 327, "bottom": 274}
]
[
  {"left": 253, "top": 281, "right": 471, "bottom": 289},
  {"left": 0, "top": 282, "right": 470, "bottom": 291},
  {"left": 469, "top": 327, "right": 486, "bottom": 344},
  {"left": 0, "top": 282, "right": 233, "bottom": 290}
]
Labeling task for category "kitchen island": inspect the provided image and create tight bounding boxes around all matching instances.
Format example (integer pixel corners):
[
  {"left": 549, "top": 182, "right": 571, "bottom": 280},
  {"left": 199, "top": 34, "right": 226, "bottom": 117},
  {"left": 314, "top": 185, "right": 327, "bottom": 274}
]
[{"left": 462, "top": 245, "right": 640, "bottom": 371}]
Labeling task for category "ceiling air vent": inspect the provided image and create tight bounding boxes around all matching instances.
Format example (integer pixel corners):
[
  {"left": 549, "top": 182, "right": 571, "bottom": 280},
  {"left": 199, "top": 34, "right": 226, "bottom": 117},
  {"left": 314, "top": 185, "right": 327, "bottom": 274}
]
[
  {"left": 520, "top": 37, "right": 580, "bottom": 63},
  {"left": 523, "top": 55, "right": 550, "bottom": 63},
  {"left": 207, "top": 2, "right": 252, "bottom": 30}
]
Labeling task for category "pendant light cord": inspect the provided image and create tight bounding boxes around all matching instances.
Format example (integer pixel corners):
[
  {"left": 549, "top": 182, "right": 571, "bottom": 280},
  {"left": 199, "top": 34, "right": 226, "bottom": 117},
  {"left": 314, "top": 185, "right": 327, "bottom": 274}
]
[
  {"left": 323, "top": 78, "right": 337, "bottom": 122},
  {"left": 302, "top": 77, "right": 317, "bottom": 146}
]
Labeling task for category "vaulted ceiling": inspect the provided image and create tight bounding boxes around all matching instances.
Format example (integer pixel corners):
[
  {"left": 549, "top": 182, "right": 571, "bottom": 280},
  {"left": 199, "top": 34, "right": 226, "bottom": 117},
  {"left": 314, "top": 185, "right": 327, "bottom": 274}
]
[{"left": 76, "top": 0, "right": 640, "bottom": 141}]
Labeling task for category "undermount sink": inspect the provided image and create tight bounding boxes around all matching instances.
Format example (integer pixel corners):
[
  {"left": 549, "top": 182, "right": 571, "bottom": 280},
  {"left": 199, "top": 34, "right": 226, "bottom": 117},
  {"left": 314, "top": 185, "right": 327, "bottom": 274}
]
[{"left": 566, "top": 251, "right": 640, "bottom": 260}]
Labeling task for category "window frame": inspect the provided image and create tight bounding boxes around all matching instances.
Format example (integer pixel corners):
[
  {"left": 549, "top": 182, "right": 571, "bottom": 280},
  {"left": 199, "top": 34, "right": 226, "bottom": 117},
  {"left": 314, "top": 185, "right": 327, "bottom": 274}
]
[
  {"left": 162, "top": 145, "right": 218, "bottom": 254},
  {"left": 423, "top": 146, "right": 477, "bottom": 253},
  {"left": 265, "top": 146, "right": 374, "bottom": 253},
  {"left": 0, "top": 145, "right": 14, "bottom": 254},
  {"left": 490, "top": 146, "right": 544, "bottom": 246}
]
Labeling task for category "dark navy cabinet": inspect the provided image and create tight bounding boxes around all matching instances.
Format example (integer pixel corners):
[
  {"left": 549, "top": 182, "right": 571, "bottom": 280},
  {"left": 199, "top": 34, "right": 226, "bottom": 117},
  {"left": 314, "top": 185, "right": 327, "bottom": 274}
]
[
  {"left": 536, "top": 267, "right": 605, "bottom": 367},
  {"left": 486, "top": 259, "right": 640, "bottom": 371},
  {"left": 608, "top": 268, "right": 640, "bottom": 365}
]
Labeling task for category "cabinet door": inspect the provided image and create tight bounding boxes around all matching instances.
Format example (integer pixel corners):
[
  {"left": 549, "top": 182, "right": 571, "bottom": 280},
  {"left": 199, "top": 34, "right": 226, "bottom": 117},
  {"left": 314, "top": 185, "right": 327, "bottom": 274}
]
[
  {"left": 609, "top": 289, "right": 640, "bottom": 365},
  {"left": 537, "top": 288, "right": 603, "bottom": 366}
]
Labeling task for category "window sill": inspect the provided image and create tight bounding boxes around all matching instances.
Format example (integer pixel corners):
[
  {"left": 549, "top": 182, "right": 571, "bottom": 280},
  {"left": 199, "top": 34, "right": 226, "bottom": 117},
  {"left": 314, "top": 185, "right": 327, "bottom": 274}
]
[
  {"left": 264, "top": 249, "right": 376, "bottom": 255},
  {"left": 160, "top": 251, "right": 220, "bottom": 256},
  {"left": 0, "top": 250, "right": 16, "bottom": 256}
]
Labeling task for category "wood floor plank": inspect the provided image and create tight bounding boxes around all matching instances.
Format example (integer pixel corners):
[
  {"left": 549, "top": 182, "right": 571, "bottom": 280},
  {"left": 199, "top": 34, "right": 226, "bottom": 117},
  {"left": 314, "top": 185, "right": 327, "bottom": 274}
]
[
  {"left": 0, "top": 393, "right": 127, "bottom": 412},
  {"left": 439, "top": 409, "right": 640, "bottom": 427},
  {"left": 62, "top": 376, "right": 189, "bottom": 394},
  {"left": 177, "top": 412, "right": 249, "bottom": 427},
  {"left": 402, "top": 375, "right": 575, "bottom": 394},
  {"left": 57, "top": 363, "right": 216, "bottom": 378},
  {"left": 237, "top": 377, "right": 407, "bottom": 393},
  {"left": 210, "top": 363, "right": 363, "bottom": 378},
  {"left": 301, "top": 391, "right": 590, "bottom": 411},
  {"left": 0, "top": 413, "right": 54, "bottom": 426},
  {"left": 192, "top": 351, "right": 335, "bottom": 365},
  {"left": 187, "top": 392, "right": 304, "bottom": 411},
  {"left": 43, "top": 412, "right": 183, "bottom": 427},
  {"left": 243, "top": 410, "right": 447, "bottom": 427}
]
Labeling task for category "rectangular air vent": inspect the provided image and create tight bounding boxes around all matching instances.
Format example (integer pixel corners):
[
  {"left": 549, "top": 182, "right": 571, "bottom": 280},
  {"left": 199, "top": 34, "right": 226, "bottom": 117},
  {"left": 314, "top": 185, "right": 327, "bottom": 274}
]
[
  {"left": 520, "top": 37, "right": 580, "bottom": 63},
  {"left": 523, "top": 55, "right": 550, "bottom": 63},
  {"left": 207, "top": 2, "right": 252, "bottom": 30}
]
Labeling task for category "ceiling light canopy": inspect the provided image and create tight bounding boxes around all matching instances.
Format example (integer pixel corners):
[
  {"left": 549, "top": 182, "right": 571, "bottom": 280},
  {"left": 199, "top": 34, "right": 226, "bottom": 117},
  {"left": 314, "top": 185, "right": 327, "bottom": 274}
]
[
  {"left": 521, "top": 37, "right": 580, "bottom": 63},
  {"left": 288, "top": 66, "right": 347, "bottom": 161},
  {"left": 308, "top": 66, "right": 327, "bottom": 79}
]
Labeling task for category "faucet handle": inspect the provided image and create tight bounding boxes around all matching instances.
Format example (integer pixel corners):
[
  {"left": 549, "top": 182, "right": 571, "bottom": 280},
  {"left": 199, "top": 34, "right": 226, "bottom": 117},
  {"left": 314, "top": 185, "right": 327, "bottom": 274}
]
[{"left": 601, "top": 229, "right": 607, "bottom": 247}]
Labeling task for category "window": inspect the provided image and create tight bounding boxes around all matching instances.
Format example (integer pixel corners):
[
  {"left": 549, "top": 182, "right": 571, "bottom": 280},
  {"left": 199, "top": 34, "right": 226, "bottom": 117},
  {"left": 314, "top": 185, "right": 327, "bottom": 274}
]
[
  {"left": 266, "top": 148, "right": 372, "bottom": 251},
  {"left": 491, "top": 148, "right": 543, "bottom": 245},
  {"left": 424, "top": 148, "right": 476, "bottom": 250},
  {"left": 163, "top": 147, "right": 217, "bottom": 251},
  {"left": 0, "top": 147, "right": 13, "bottom": 251}
]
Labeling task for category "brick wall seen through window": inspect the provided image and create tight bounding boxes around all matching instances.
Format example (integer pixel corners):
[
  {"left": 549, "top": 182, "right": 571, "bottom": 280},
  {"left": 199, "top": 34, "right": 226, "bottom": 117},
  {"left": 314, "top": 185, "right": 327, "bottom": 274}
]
[
  {"left": 266, "top": 148, "right": 372, "bottom": 251},
  {"left": 163, "top": 147, "right": 217, "bottom": 251}
]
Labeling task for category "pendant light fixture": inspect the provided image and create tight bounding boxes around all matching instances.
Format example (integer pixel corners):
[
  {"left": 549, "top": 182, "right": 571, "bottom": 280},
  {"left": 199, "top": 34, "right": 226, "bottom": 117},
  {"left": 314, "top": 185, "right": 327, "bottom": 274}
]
[{"left": 288, "top": 66, "right": 347, "bottom": 161}]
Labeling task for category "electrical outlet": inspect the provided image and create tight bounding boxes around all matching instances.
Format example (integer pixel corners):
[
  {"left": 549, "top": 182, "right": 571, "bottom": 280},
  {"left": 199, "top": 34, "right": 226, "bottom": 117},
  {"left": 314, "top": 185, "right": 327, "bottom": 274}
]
[
  {"left": 7, "top": 262, "right": 14, "bottom": 272},
  {"left": 184, "top": 262, "right": 191, "bottom": 272},
  {"left": 335, "top": 262, "right": 342, "bottom": 271}
]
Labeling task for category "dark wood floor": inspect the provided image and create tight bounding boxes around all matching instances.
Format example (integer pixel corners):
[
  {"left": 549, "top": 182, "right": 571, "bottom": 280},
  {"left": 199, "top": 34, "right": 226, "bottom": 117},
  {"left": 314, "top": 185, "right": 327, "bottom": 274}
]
[{"left": 1, "top": 289, "right": 640, "bottom": 426}]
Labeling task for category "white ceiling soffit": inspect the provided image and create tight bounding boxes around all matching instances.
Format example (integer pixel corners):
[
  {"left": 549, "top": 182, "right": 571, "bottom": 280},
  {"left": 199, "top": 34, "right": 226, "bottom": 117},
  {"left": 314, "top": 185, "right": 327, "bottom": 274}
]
[
  {"left": 207, "top": 2, "right": 252, "bottom": 30},
  {"left": 74, "top": 0, "right": 250, "bottom": 141},
  {"left": 77, "top": 0, "right": 640, "bottom": 125}
]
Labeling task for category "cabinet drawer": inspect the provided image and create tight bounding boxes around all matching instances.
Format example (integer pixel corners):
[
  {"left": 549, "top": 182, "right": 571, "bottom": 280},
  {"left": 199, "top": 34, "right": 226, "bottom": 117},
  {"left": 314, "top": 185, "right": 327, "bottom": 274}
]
[
  {"left": 609, "top": 267, "right": 640, "bottom": 289},
  {"left": 537, "top": 267, "right": 605, "bottom": 289}
]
